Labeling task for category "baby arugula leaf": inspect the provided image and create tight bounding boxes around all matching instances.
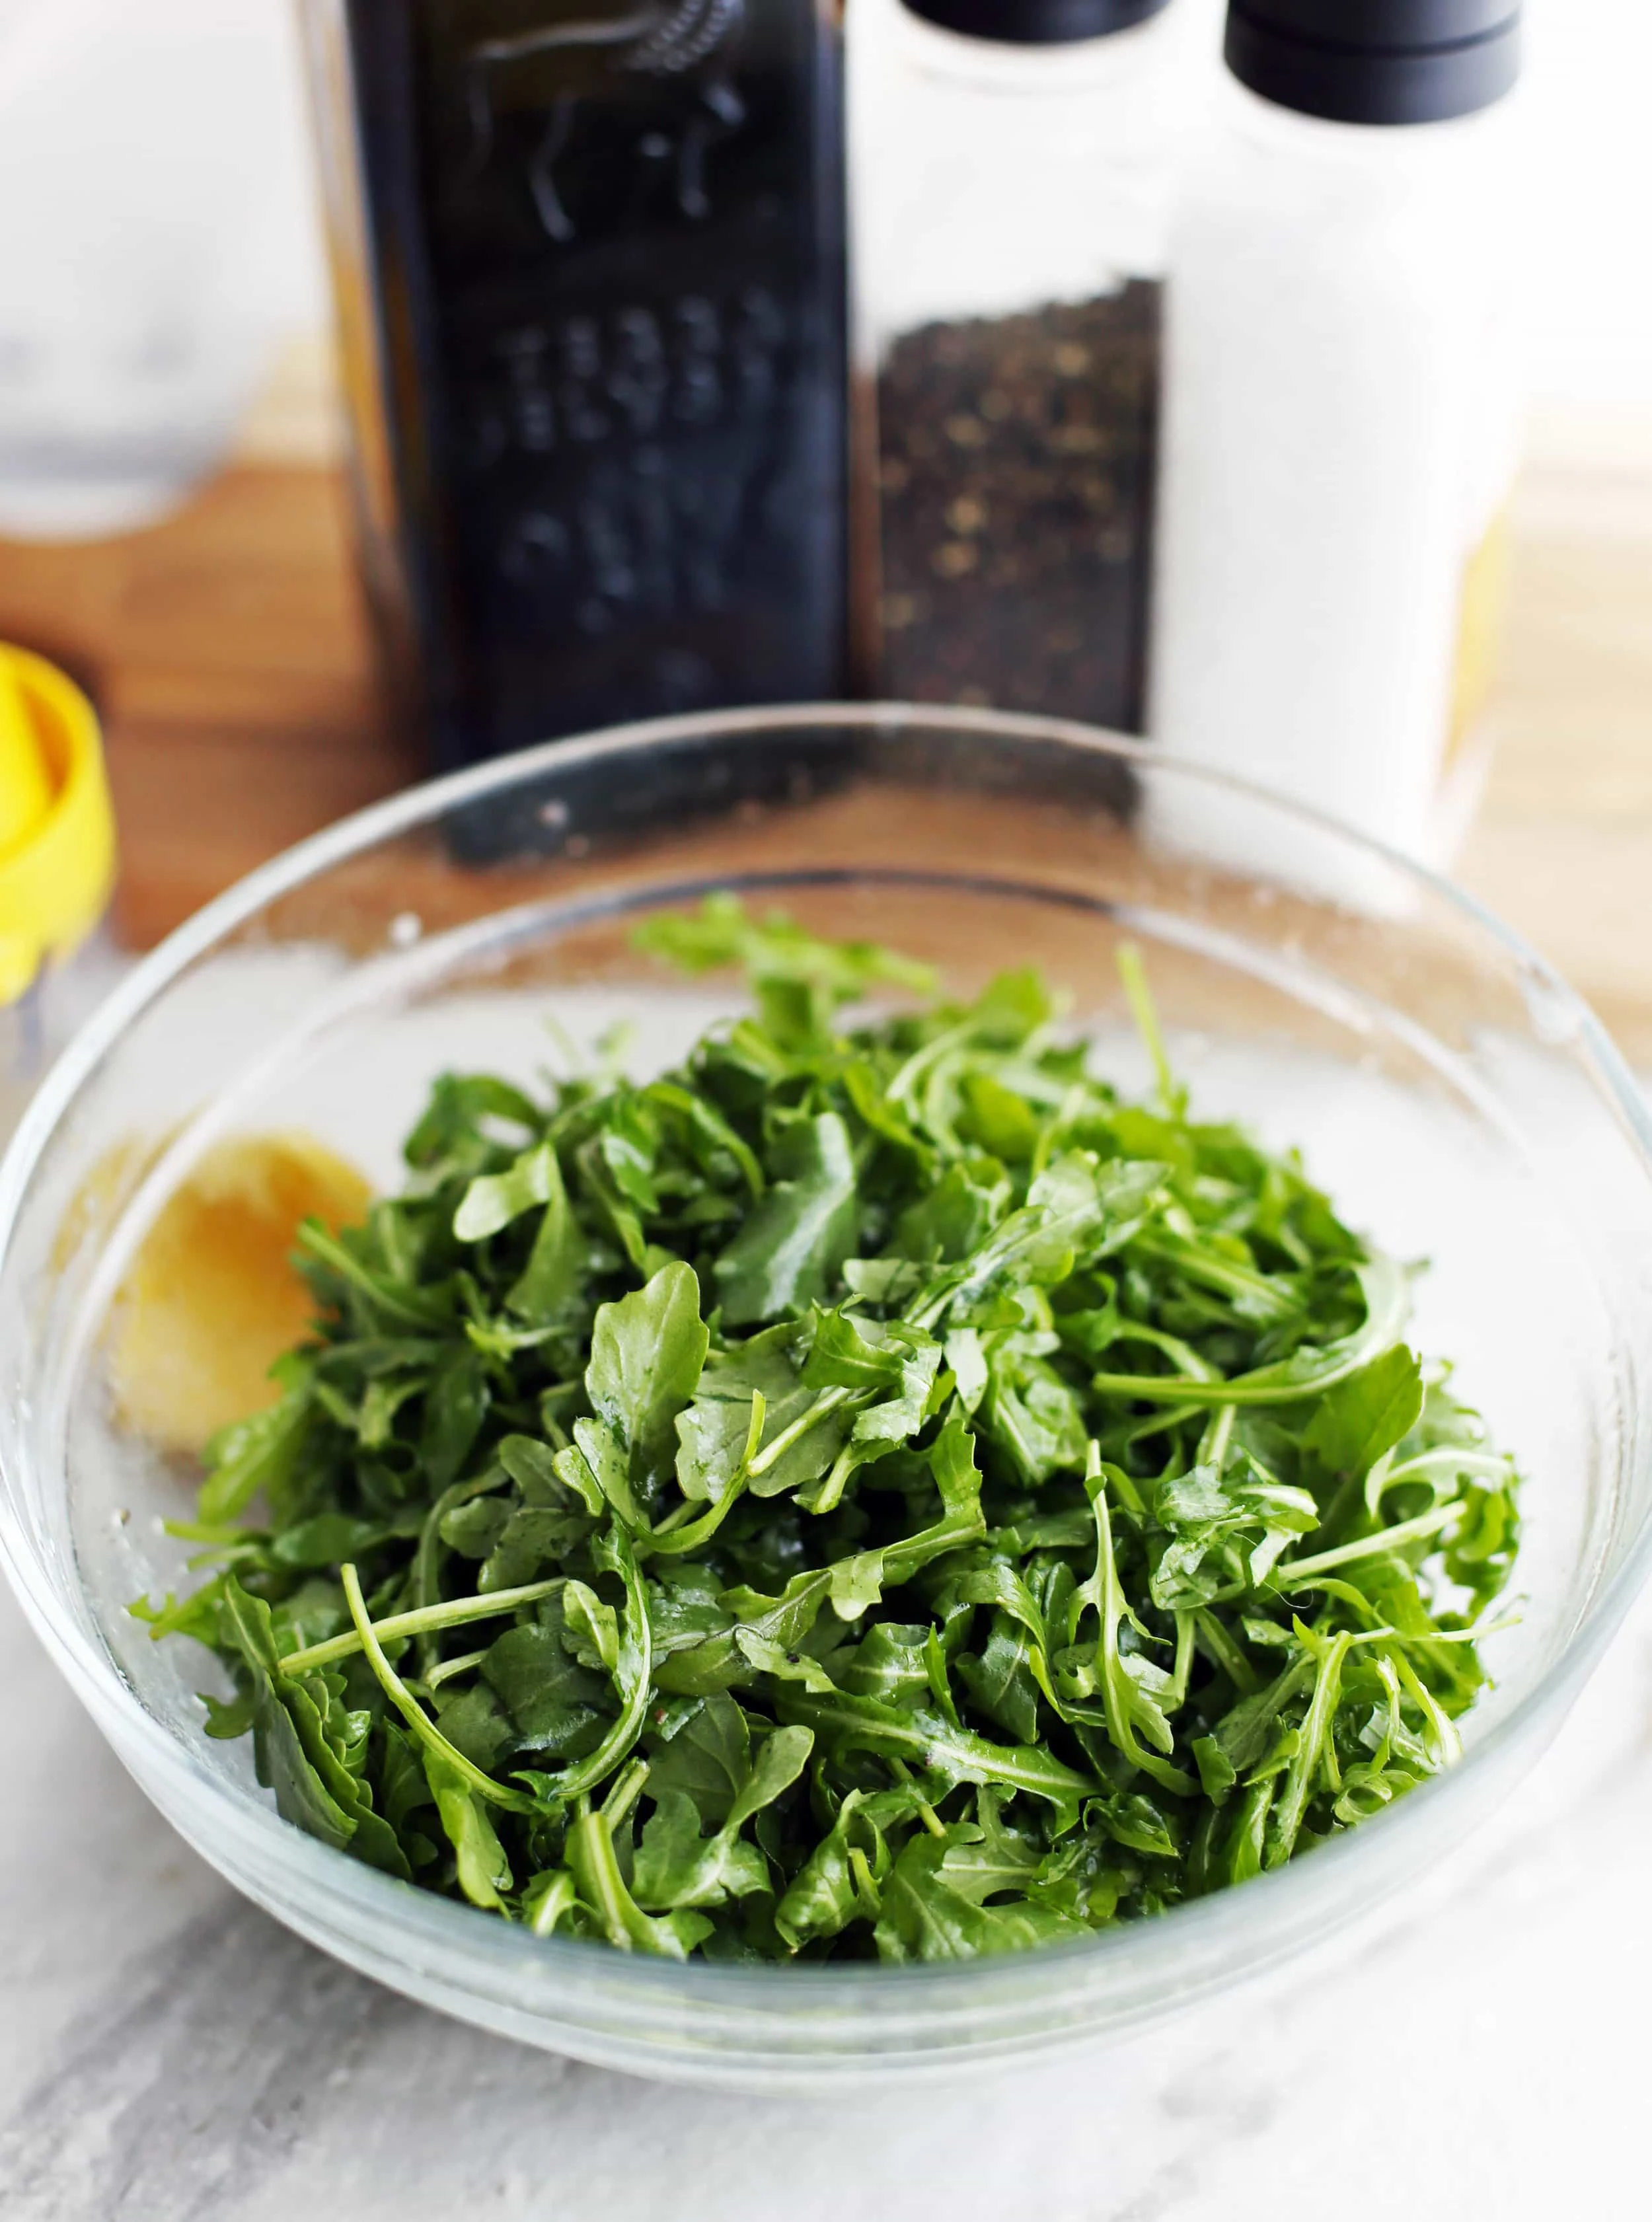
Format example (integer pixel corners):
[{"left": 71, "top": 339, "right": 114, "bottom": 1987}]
[
  {"left": 221, "top": 1579, "right": 410, "bottom": 1876},
  {"left": 675, "top": 1322, "right": 844, "bottom": 1504},
  {"left": 714, "top": 1113, "right": 859, "bottom": 1325},
  {"left": 634, "top": 891, "right": 934, "bottom": 1053},
  {"left": 632, "top": 1724, "right": 813, "bottom": 1910},
  {"left": 1304, "top": 1343, "right": 1426, "bottom": 1477},
  {"left": 874, "top": 1833, "right": 1090, "bottom": 1962},
  {"left": 586, "top": 1261, "right": 709, "bottom": 1501}
]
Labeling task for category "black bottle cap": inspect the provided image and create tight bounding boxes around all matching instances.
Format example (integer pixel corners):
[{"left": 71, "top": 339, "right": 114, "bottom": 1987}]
[
  {"left": 899, "top": 0, "right": 1171, "bottom": 48},
  {"left": 1225, "top": 1, "right": 1521, "bottom": 124}
]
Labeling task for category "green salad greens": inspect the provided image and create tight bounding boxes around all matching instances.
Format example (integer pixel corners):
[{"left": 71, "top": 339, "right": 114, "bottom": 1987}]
[{"left": 138, "top": 898, "right": 1520, "bottom": 1963}]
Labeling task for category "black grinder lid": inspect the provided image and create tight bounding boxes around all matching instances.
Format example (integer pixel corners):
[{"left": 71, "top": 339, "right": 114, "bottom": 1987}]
[
  {"left": 898, "top": 0, "right": 1172, "bottom": 46},
  {"left": 1225, "top": 1, "right": 1522, "bottom": 125}
]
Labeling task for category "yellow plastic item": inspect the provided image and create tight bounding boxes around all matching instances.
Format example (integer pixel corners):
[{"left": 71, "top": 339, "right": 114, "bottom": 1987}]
[
  {"left": 0, "top": 645, "right": 116, "bottom": 1006},
  {"left": 0, "top": 657, "right": 53, "bottom": 854}
]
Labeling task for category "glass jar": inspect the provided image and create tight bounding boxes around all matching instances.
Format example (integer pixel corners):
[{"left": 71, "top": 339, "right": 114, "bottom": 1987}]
[
  {"left": 1148, "top": 1, "right": 1526, "bottom": 866},
  {"left": 297, "top": 0, "right": 851, "bottom": 772},
  {"left": 0, "top": 0, "right": 303, "bottom": 540},
  {"left": 849, "top": 0, "right": 1185, "bottom": 727}
]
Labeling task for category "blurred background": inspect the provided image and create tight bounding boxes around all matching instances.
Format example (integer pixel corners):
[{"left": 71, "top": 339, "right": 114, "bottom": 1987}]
[
  {"left": 0, "top": 0, "right": 1647, "bottom": 1024},
  {"left": 63, "top": 0, "right": 1641, "bottom": 440},
  {"left": 128, "top": 0, "right": 1652, "bottom": 422}
]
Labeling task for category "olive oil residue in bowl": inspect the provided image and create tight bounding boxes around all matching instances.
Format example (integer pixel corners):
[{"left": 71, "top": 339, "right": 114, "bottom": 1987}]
[{"left": 111, "top": 1134, "right": 370, "bottom": 1455}]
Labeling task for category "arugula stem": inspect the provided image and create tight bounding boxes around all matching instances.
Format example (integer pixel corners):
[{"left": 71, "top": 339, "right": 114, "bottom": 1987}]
[
  {"left": 340, "top": 1564, "right": 539, "bottom": 1814},
  {"left": 513, "top": 1525, "right": 653, "bottom": 1808},
  {"left": 885, "top": 1019, "right": 975, "bottom": 1113},
  {"left": 648, "top": 1388, "right": 769, "bottom": 1553},
  {"left": 1369, "top": 1448, "right": 1512, "bottom": 1516},
  {"left": 1275, "top": 1503, "right": 1462, "bottom": 1584},
  {"left": 1391, "top": 1649, "right": 1464, "bottom": 1766},
  {"left": 746, "top": 1384, "right": 855, "bottom": 1479},
  {"left": 848, "top": 1845, "right": 882, "bottom": 1918},
  {"left": 297, "top": 1222, "right": 449, "bottom": 1329},
  {"left": 1199, "top": 1403, "right": 1237, "bottom": 1469},
  {"left": 280, "top": 1576, "right": 564, "bottom": 1677},
  {"left": 424, "top": 1647, "right": 488, "bottom": 1691},
  {"left": 601, "top": 1758, "right": 651, "bottom": 1830},
  {"left": 565, "top": 1810, "right": 655, "bottom": 1954},
  {"left": 1193, "top": 1608, "right": 1259, "bottom": 1695},
  {"left": 1267, "top": 1629, "right": 1352, "bottom": 1867},
  {"left": 1133, "top": 1233, "right": 1298, "bottom": 1323},
  {"left": 1091, "top": 1356, "right": 1339, "bottom": 1408},
  {"left": 1094, "top": 1259, "right": 1409, "bottom": 1409},
  {"left": 643, "top": 1483, "right": 747, "bottom": 1556},
  {"left": 807, "top": 1440, "right": 858, "bottom": 1516},
  {"left": 411, "top": 1473, "right": 501, "bottom": 1676},
  {"left": 889, "top": 1756, "right": 946, "bottom": 1839},
  {"left": 1117, "top": 941, "right": 1185, "bottom": 1116},
  {"left": 1084, "top": 1450, "right": 1197, "bottom": 1798}
]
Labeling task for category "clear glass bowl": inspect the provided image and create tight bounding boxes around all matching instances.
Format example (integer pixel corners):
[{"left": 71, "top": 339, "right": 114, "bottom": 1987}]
[{"left": 2, "top": 707, "right": 1650, "bottom": 2092}]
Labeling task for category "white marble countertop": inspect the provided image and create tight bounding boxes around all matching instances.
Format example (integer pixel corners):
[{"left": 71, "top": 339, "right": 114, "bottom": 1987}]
[{"left": 3, "top": 1560, "right": 1651, "bottom": 2221}]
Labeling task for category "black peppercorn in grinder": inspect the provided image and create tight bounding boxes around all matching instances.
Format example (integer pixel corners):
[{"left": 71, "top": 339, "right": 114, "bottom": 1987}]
[
  {"left": 848, "top": 0, "right": 1182, "bottom": 732},
  {"left": 299, "top": 1, "right": 850, "bottom": 772}
]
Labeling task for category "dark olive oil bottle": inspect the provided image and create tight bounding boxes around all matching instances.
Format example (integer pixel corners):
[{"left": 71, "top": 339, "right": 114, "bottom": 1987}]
[{"left": 303, "top": 1, "right": 849, "bottom": 770}]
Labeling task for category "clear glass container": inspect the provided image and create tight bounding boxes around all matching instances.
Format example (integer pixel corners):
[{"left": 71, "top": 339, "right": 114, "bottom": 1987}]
[
  {"left": 0, "top": 0, "right": 305, "bottom": 540},
  {"left": 849, "top": 0, "right": 1185, "bottom": 724},
  {"left": 1149, "top": 57, "right": 1526, "bottom": 864},
  {"left": 297, "top": 0, "right": 850, "bottom": 773},
  {"left": 0, "top": 930, "right": 125, "bottom": 1151},
  {"left": 1, "top": 706, "right": 1649, "bottom": 2091}
]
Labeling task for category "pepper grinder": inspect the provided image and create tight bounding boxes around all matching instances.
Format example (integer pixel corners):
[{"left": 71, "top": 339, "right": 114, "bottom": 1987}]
[{"left": 849, "top": 0, "right": 1185, "bottom": 731}]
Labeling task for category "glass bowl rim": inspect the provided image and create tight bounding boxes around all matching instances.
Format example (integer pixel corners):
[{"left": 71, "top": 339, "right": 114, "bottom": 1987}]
[{"left": 3, "top": 699, "right": 1650, "bottom": 2015}]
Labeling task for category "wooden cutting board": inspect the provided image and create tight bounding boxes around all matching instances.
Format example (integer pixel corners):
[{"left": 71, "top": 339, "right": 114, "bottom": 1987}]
[{"left": 3, "top": 398, "right": 1649, "bottom": 1055}]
